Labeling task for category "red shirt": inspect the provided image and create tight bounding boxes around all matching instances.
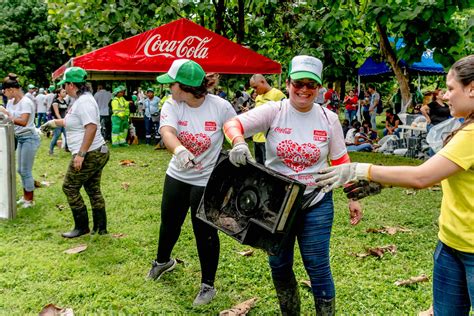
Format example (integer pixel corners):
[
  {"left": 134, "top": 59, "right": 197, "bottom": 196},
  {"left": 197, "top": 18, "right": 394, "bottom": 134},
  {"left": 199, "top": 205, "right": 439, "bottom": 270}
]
[
  {"left": 324, "top": 89, "right": 336, "bottom": 111},
  {"left": 344, "top": 95, "right": 358, "bottom": 111}
]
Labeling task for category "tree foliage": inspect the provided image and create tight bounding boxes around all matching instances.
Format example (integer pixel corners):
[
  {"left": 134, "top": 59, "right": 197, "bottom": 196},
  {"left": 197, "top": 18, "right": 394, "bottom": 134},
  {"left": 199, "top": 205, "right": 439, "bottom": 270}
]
[{"left": 0, "top": 0, "right": 67, "bottom": 87}]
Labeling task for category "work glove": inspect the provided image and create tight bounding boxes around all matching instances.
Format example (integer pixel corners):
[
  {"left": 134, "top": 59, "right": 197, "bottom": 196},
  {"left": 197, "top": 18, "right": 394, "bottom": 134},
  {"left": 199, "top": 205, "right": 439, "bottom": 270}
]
[
  {"left": 313, "top": 163, "right": 372, "bottom": 193},
  {"left": 40, "top": 120, "right": 57, "bottom": 134},
  {"left": 173, "top": 145, "right": 195, "bottom": 170},
  {"left": 229, "top": 141, "right": 254, "bottom": 167},
  {"left": 343, "top": 181, "right": 384, "bottom": 200}
]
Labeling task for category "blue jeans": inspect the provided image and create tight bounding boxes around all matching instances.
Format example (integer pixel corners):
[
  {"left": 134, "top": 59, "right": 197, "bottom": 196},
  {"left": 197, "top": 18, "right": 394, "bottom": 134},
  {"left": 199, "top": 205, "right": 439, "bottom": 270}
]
[
  {"left": 370, "top": 111, "right": 377, "bottom": 130},
  {"left": 347, "top": 143, "right": 372, "bottom": 152},
  {"left": 144, "top": 116, "right": 160, "bottom": 144},
  {"left": 269, "top": 192, "right": 335, "bottom": 300},
  {"left": 50, "top": 127, "right": 66, "bottom": 152},
  {"left": 433, "top": 241, "right": 474, "bottom": 315},
  {"left": 345, "top": 109, "right": 357, "bottom": 124},
  {"left": 36, "top": 112, "right": 47, "bottom": 128},
  {"left": 383, "top": 128, "right": 401, "bottom": 138},
  {"left": 16, "top": 133, "right": 40, "bottom": 192}
]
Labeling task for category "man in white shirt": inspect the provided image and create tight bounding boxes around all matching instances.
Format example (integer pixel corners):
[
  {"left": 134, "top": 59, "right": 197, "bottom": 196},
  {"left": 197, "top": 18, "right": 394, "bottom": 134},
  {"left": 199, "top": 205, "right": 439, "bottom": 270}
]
[
  {"left": 94, "top": 84, "right": 113, "bottom": 142},
  {"left": 35, "top": 88, "right": 47, "bottom": 127}
]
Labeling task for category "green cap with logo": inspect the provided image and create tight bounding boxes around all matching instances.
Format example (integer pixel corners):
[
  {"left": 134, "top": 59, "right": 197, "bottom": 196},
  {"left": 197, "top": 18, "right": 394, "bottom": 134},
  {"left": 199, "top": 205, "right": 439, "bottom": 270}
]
[
  {"left": 58, "top": 67, "right": 88, "bottom": 86},
  {"left": 156, "top": 59, "right": 205, "bottom": 87},
  {"left": 288, "top": 55, "right": 323, "bottom": 84},
  {"left": 113, "top": 85, "right": 126, "bottom": 96}
]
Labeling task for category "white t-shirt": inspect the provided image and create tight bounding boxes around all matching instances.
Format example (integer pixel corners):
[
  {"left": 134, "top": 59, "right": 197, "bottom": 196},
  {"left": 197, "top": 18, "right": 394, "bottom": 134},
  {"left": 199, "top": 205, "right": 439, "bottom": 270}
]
[
  {"left": 238, "top": 99, "right": 347, "bottom": 205},
  {"left": 64, "top": 93, "right": 104, "bottom": 154},
  {"left": 160, "top": 94, "right": 236, "bottom": 186},
  {"left": 45, "top": 93, "right": 55, "bottom": 113},
  {"left": 94, "top": 89, "right": 113, "bottom": 116},
  {"left": 35, "top": 94, "right": 47, "bottom": 113},
  {"left": 316, "top": 87, "right": 327, "bottom": 104},
  {"left": 6, "top": 97, "right": 37, "bottom": 136}
]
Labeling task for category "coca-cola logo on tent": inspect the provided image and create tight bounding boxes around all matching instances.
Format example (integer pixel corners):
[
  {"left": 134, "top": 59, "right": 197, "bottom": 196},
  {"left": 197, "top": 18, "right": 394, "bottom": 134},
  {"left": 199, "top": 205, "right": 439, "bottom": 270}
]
[{"left": 144, "top": 34, "right": 212, "bottom": 59}]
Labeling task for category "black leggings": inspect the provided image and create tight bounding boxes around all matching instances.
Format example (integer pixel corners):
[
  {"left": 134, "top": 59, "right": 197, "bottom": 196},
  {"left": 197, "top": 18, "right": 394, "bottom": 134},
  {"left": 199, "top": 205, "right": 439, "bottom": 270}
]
[{"left": 156, "top": 174, "right": 220, "bottom": 286}]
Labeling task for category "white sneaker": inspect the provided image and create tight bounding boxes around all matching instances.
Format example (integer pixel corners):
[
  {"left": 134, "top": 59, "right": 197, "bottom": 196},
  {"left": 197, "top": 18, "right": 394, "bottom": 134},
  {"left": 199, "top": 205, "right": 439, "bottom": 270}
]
[
  {"left": 21, "top": 200, "right": 35, "bottom": 208},
  {"left": 17, "top": 197, "right": 26, "bottom": 205}
]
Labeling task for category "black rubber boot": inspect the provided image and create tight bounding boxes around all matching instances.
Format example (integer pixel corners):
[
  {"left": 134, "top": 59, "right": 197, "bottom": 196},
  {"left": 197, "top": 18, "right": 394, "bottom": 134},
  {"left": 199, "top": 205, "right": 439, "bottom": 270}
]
[
  {"left": 272, "top": 276, "right": 300, "bottom": 316},
  {"left": 91, "top": 208, "right": 108, "bottom": 235},
  {"left": 62, "top": 206, "right": 90, "bottom": 238},
  {"left": 315, "top": 297, "right": 335, "bottom": 316}
]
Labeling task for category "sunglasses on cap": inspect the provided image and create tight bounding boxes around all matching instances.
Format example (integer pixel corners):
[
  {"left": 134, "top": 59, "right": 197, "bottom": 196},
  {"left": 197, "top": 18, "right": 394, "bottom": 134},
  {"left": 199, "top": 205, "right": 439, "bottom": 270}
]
[{"left": 290, "top": 80, "right": 318, "bottom": 90}]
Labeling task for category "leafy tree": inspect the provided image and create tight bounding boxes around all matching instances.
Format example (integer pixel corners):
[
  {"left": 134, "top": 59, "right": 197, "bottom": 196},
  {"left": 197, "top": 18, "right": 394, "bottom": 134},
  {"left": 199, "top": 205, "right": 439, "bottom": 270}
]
[{"left": 0, "top": 0, "right": 67, "bottom": 87}]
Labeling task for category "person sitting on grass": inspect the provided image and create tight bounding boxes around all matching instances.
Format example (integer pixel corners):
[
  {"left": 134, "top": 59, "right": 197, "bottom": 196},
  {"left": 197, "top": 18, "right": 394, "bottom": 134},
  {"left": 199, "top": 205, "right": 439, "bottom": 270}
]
[
  {"left": 314, "top": 54, "right": 474, "bottom": 316},
  {"left": 362, "top": 120, "right": 379, "bottom": 142},
  {"left": 345, "top": 120, "right": 373, "bottom": 152},
  {"left": 383, "top": 108, "right": 401, "bottom": 137}
]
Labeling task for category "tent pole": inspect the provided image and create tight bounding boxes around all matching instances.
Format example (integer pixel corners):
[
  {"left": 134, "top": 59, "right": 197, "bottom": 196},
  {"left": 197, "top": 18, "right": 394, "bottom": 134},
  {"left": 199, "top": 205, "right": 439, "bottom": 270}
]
[{"left": 357, "top": 75, "right": 361, "bottom": 121}]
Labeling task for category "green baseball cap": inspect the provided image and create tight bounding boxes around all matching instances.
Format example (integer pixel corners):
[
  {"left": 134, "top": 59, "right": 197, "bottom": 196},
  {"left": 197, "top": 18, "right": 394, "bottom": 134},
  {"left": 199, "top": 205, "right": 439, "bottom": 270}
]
[
  {"left": 27, "top": 84, "right": 36, "bottom": 89},
  {"left": 58, "top": 67, "right": 87, "bottom": 85},
  {"left": 113, "top": 86, "right": 126, "bottom": 96},
  {"left": 288, "top": 55, "right": 323, "bottom": 84},
  {"left": 146, "top": 87, "right": 155, "bottom": 93},
  {"left": 156, "top": 59, "right": 205, "bottom": 87},
  {"left": 48, "top": 85, "right": 55, "bottom": 92}
]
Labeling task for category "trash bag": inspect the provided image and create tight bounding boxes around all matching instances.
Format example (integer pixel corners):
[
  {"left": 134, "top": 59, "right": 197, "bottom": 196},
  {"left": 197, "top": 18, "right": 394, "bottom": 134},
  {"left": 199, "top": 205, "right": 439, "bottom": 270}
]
[
  {"left": 426, "top": 118, "right": 461, "bottom": 153},
  {"left": 375, "top": 135, "right": 399, "bottom": 154}
]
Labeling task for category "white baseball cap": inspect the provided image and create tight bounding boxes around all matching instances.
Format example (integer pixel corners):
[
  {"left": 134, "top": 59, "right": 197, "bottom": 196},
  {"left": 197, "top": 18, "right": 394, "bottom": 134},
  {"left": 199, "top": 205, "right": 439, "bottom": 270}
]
[{"left": 288, "top": 55, "right": 323, "bottom": 84}]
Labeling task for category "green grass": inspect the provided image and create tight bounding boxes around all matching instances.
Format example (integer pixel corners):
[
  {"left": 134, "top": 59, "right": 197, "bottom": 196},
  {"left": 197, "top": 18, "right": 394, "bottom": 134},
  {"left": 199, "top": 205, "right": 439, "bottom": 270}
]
[{"left": 0, "top": 141, "right": 441, "bottom": 315}]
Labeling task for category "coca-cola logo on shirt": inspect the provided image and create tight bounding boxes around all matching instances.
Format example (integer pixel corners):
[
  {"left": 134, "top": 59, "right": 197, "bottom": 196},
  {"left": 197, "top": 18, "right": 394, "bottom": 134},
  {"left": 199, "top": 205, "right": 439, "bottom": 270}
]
[{"left": 144, "top": 34, "right": 212, "bottom": 59}]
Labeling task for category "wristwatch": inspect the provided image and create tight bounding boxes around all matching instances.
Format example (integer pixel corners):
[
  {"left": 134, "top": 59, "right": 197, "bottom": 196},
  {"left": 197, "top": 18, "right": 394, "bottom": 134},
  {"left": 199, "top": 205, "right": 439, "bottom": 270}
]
[{"left": 77, "top": 151, "right": 87, "bottom": 157}]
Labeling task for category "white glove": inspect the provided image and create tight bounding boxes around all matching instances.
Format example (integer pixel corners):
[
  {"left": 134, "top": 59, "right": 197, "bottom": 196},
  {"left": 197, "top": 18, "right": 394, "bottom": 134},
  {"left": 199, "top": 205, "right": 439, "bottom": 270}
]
[
  {"left": 40, "top": 120, "right": 57, "bottom": 133},
  {"left": 229, "top": 141, "right": 254, "bottom": 167},
  {"left": 313, "top": 163, "right": 372, "bottom": 192},
  {"left": 173, "top": 145, "right": 195, "bottom": 169}
]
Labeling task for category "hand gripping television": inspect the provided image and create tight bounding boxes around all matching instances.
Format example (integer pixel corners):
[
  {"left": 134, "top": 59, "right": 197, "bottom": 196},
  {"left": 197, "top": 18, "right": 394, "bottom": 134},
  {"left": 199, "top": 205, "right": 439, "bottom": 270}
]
[{"left": 196, "top": 152, "right": 307, "bottom": 255}]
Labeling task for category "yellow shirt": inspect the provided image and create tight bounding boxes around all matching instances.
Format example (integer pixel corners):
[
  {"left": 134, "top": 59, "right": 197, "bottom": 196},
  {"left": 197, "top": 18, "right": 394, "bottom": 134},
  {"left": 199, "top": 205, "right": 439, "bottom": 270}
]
[
  {"left": 437, "top": 127, "right": 474, "bottom": 253},
  {"left": 252, "top": 88, "right": 286, "bottom": 143},
  {"left": 111, "top": 97, "right": 129, "bottom": 118}
]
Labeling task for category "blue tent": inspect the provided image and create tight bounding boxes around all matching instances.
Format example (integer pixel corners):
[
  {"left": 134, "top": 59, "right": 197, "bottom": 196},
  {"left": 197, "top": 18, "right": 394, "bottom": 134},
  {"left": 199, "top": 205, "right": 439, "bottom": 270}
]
[{"left": 358, "top": 38, "right": 445, "bottom": 77}]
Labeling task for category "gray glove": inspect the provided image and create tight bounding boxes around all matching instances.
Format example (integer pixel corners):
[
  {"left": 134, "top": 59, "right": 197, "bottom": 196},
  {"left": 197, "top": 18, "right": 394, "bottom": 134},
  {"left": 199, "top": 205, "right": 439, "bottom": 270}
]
[
  {"left": 313, "top": 163, "right": 372, "bottom": 192},
  {"left": 343, "top": 181, "right": 384, "bottom": 200},
  {"left": 229, "top": 141, "right": 254, "bottom": 167},
  {"left": 40, "top": 120, "right": 57, "bottom": 134},
  {"left": 173, "top": 145, "right": 195, "bottom": 170}
]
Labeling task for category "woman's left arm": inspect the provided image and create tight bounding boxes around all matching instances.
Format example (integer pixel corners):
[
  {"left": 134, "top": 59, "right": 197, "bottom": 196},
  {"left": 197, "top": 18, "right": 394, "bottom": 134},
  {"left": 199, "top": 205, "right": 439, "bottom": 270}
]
[{"left": 73, "top": 123, "right": 97, "bottom": 171}]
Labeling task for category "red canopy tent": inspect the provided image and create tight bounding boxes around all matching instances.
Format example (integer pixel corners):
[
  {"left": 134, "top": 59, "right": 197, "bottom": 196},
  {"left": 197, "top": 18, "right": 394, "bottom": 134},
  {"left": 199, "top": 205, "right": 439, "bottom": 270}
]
[{"left": 52, "top": 18, "right": 281, "bottom": 81}]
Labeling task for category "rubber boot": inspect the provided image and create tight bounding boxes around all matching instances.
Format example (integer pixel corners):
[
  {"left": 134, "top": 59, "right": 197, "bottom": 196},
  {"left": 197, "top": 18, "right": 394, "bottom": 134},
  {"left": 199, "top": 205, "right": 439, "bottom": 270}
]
[
  {"left": 62, "top": 206, "right": 90, "bottom": 238},
  {"left": 272, "top": 276, "right": 300, "bottom": 316},
  {"left": 91, "top": 208, "right": 108, "bottom": 235},
  {"left": 315, "top": 297, "right": 335, "bottom": 316}
]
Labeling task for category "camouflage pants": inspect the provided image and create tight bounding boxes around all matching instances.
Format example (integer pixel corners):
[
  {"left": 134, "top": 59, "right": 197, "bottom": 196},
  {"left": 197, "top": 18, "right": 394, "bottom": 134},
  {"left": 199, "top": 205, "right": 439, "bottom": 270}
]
[{"left": 62, "top": 148, "right": 110, "bottom": 211}]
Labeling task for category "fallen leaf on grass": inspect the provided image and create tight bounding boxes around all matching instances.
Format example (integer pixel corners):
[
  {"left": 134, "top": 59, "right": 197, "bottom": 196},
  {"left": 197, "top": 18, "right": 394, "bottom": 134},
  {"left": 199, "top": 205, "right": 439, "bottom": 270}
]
[
  {"left": 219, "top": 297, "right": 258, "bottom": 316},
  {"left": 394, "top": 274, "right": 429, "bottom": 286},
  {"left": 301, "top": 280, "right": 311, "bottom": 288},
  {"left": 352, "top": 245, "right": 397, "bottom": 259},
  {"left": 418, "top": 305, "right": 433, "bottom": 316},
  {"left": 405, "top": 189, "right": 417, "bottom": 195},
  {"left": 428, "top": 186, "right": 441, "bottom": 191},
  {"left": 39, "top": 303, "right": 74, "bottom": 316},
  {"left": 112, "top": 233, "right": 126, "bottom": 238},
  {"left": 237, "top": 249, "right": 254, "bottom": 257},
  {"left": 366, "top": 226, "right": 412, "bottom": 235},
  {"left": 119, "top": 159, "right": 136, "bottom": 166},
  {"left": 56, "top": 204, "right": 66, "bottom": 211},
  {"left": 175, "top": 258, "right": 185, "bottom": 264},
  {"left": 121, "top": 182, "right": 130, "bottom": 191},
  {"left": 63, "top": 244, "right": 87, "bottom": 254}
]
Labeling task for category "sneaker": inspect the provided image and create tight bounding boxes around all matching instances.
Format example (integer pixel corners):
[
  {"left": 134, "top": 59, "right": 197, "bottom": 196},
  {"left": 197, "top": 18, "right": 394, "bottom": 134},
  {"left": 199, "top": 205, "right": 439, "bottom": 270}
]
[
  {"left": 192, "top": 283, "right": 217, "bottom": 306},
  {"left": 16, "top": 197, "right": 26, "bottom": 205},
  {"left": 21, "top": 200, "right": 35, "bottom": 208},
  {"left": 146, "top": 259, "right": 176, "bottom": 280}
]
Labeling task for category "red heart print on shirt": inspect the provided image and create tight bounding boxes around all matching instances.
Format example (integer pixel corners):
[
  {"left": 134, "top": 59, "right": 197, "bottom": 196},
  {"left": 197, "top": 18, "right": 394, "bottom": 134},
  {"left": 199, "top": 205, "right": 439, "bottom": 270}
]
[
  {"left": 276, "top": 140, "right": 320, "bottom": 173},
  {"left": 178, "top": 131, "right": 211, "bottom": 157}
]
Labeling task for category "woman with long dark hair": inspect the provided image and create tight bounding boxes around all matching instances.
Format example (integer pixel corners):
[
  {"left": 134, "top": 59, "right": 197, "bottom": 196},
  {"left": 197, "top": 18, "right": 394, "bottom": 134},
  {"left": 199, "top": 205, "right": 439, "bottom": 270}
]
[
  {"left": 41, "top": 67, "right": 109, "bottom": 238},
  {"left": 146, "top": 59, "right": 236, "bottom": 306},
  {"left": 315, "top": 55, "right": 474, "bottom": 315},
  {"left": 49, "top": 88, "right": 69, "bottom": 154},
  {"left": 0, "top": 73, "right": 40, "bottom": 208}
]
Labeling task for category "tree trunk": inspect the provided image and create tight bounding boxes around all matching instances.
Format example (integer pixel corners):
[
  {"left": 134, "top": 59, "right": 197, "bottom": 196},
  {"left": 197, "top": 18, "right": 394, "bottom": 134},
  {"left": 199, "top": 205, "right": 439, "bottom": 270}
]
[
  {"left": 237, "top": 0, "right": 245, "bottom": 44},
  {"left": 376, "top": 20, "right": 411, "bottom": 112},
  {"left": 213, "top": 0, "right": 226, "bottom": 35}
]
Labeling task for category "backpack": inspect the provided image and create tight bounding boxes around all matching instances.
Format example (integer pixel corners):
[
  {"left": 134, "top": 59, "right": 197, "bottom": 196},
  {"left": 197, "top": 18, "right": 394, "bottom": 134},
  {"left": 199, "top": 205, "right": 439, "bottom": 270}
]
[
  {"left": 376, "top": 95, "right": 383, "bottom": 114},
  {"left": 330, "top": 91, "right": 340, "bottom": 110}
]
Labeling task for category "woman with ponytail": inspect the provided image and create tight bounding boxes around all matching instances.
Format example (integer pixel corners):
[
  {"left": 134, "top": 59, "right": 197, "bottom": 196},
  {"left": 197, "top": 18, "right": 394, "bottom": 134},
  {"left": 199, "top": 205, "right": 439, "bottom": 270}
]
[
  {"left": 315, "top": 55, "right": 474, "bottom": 315},
  {"left": 0, "top": 73, "right": 40, "bottom": 208}
]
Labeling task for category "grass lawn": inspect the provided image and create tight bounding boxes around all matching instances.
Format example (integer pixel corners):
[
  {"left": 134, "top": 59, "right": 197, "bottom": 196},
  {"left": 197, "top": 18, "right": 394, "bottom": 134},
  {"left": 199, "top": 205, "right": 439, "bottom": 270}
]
[{"left": 0, "top": 140, "right": 441, "bottom": 315}]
